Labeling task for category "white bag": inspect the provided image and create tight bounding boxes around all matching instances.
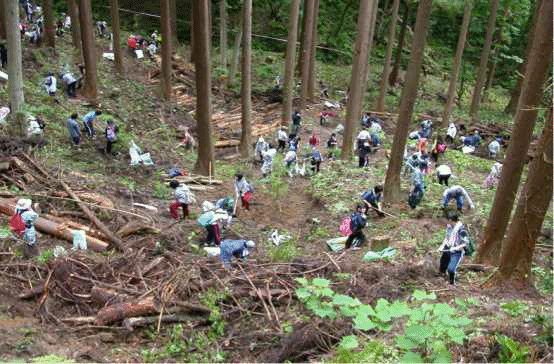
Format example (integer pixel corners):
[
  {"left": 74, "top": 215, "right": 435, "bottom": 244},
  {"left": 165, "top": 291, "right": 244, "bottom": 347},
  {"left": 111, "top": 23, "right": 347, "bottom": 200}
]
[{"left": 71, "top": 229, "right": 87, "bottom": 251}]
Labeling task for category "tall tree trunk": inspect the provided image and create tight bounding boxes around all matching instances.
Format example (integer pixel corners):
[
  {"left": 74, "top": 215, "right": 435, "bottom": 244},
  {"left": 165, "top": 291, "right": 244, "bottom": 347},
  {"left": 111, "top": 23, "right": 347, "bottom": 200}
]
[
  {"left": 239, "top": 0, "right": 252, "bottom": 158},
  {"left": 388, "top": 0, "right": 411, "bottom": 87},
  {"left": 282, "top": 0, "right": 301, "bottom": 123},
  {"left": 296, "top": 1, "right": 306, "bottom": 77},
  {"left": 376, "top": 0, "right": 400, "bottom": 112},
  {"left": 219, "top": 0, "right": 228, "bottom": 68},
  {"left": 361, "top": 0, "right": 379, "bottom": 94},
  {"left": 504, "top": 0, "right": 542, "bottom": 115},
  {"left": 190, "top": 14, "right": 195, "bottom": 62},
  {"left": 4, "top": 0, "right": 24, "bottom": 115},
  {"left": 79, "top": 0, "right": 98, "bottom": 104},
  {"left": 441, "top": 0, "right": 472, "bottom": 128},
  {"left": 476, "top": 0, "right": 552, "bottom": 266},
  {"left": 383, "top": 0, "right": 433, "bottom": 204},
  {"left": 375, "top": 0, "right": 392, "bottom": 41},
  {"left": 192, "top": 0, "right": 215, "bottom": 176},
  {"left": 110, "top": 0, "right": 124, "bottom": 74},
  {"left": 497, "top": 107, "right": 553, "bottom": 282},
  {"left": 299, "top": 0, "right": 316, "bottom": 110},
  {"left": 340, "top": 0, "right": 376, "bottom": 160},
  {"left": 0, "top": 0, "right": 6, "bottom": 40},
  {"left": 228, "top": 23, "right": 242, "bottom": 85},
  {"left": 483, "top": 1, "right": 510, "bottom": 103},
  {"left": 161, "top": 0, "right": 172, "bottom": 100},
  {"left": 307, "top": 0, "right": 320, "bottom": 102},
  {"left": 170, "top": 0, "right": 177, "bottom": 45},
  {"left": 67, "top": 0, "right": 82, "bottom": 55},
  {"left": 43, "top": 0, "right": 55, "bottom": 47},
  {"left": 468, "top": 0, "right": 500, "bottom": 121}
]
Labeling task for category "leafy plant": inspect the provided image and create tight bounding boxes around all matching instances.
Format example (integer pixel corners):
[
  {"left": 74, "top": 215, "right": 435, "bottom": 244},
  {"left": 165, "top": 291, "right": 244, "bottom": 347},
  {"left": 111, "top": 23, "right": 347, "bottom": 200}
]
[
  {"left": 35, "top": 249, "right": 54, "bottom": 265},
  {"left": 496, "top": 335, "right": 529, "bottom": 363},
  {"left": 501, "top": 300, "right": 527, "bottom": 317},
  {"left": 31, "top": 355, "right": 74, "bottom": 363}
]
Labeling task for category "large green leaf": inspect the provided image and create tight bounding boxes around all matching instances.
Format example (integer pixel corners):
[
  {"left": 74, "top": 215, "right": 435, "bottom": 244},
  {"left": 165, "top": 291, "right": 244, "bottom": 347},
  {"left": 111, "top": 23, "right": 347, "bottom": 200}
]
[
  {"left": 295, "top": 277, "right": 308, "bottom": 286},
  {"left": 333, "top": 294, "right": 358, "bottom": 306},
  {"left": 413, "top": 290, "right": 437, "bottom": 301},
  {"left": 446, "top": 327, "right": 465, "bottom": 344},
  {"left": 312, "top": 277, "right": 331, "bottom": 287},
  {"left": 432, "top": 350, "right": 452, "bottom": 363},
  {"left": 314, "top": 305, "right": 337, "bottom": 319},
  {"left": 353, "top": 314, "right": 377, "bottom": 331},
  {"left": 339, "top": 335, "right": 359, "bottom": 350},
  {"left": 433, "top": 303, "right": 456, "bottom": 317},
  {"left": 405, "top": 324, "right": 432, "bottom": 342},
  {"left": 396, "top": 336, "right": 417, "bottom": 350},
  {"left": 295, "top": 288, "right": 311, "bottom": 299},
  {"left": 355, "top": 304, "right": 376, "bottom": 317},
  {"left": 400, "top": 351, "right": 424, "bottom": 363}
]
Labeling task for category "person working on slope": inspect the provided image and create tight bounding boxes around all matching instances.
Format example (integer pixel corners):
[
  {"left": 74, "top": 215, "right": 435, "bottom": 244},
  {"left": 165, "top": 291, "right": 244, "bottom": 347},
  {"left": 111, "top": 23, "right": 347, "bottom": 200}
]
[
  {"left": 219, "top": 239, "right": 256, "bottom": 268},
  {"left": 442, "top": 185, "right": 474, "bottom": 212},
  {"left": 361, "top": 185, "right": 384, "bottom": 216},
  {"left": 438, "top": 213, "right": 468, "bottom": 285},
  {"left": 169, "top": 180, "right": 195, "bottom": 220},
  {"left": 234, "top": 173, "right": 253, "bottom": 213},
  {"left": 345, "top": 204, "right": 367, "bottom": 249}
]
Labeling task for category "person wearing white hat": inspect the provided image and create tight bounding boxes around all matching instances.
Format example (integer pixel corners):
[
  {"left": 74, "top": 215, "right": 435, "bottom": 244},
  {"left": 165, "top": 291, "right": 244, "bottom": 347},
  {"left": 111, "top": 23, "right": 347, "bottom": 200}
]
[
  {"left": 15, "top": 198, "right": 39, "bottom": 257},
  {"left": 219, "top": 240, "right": 255, "bottom": 268}
]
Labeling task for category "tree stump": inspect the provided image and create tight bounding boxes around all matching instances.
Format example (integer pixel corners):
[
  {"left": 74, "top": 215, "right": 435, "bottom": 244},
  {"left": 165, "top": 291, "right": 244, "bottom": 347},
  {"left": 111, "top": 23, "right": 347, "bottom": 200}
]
[{"left": 370, "top": 236, "right": 390, "bottom": 251}]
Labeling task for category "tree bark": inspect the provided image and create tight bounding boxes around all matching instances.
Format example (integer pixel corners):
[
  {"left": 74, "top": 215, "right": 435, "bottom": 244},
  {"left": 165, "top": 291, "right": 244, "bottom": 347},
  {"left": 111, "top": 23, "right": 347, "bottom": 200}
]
[
  {"left": 468, "top": 0, "right": 500, "bottom": 121},
  {"left": 192, "top": 0, "right": 215, "bottom": 176},
  {"left": 219, "top": 0, "right": 228, "bottom": 68},
  {"left": 0, "top": 0, "right": 5, "bottom": 40},
  {"left": 497, "top": 107, "right": 553, "bottom": 282},
  {"left": 67, "top": 0, "right": 82, "bottom": 55},
  {"left": 340, "top": 0, "right": 376, "bottom": 160},
  {"left": 239, "top": 0, "right": 252, "bottom": 158},
  {"left": 282, "top": 0, "right": 301, "bottom": 123},
  {"left": 376, "top": 0, "right": 400, "bottom": 112},
  {"left": 78, "top": 0, "right": 98, "bottom": 104},
  {"left": 383, "top": 0, "right": 433, "bottom": 204},
  {"left": 299, "top": 0, "right": 316, "bottom": 110},
  {"left": 96, "top": 296, "right": 158, "bottom": 325},
  {"left": 170, "top": 0, "right": 178, "bottom": 45},
  {"left": 389, "top": 0, "right": 411, "bottom": 87},
  {"left": 504, "top": 0, "right": 542, "bottom": 115},
  {"left": 307, "top": 0, "right": 320, "bottom": 102},
  {"left": 4, "top": 0, "right": 24, "bottom": 114},
  {"left": 441, "top": 0, "right": 473, "bottom": 128},
  {"left": 228, "top": 23, "right": 242, "bottom": 85},
  {"left": 476, "top": 0, "right": 552, "bottom": 266},
  {"left": 161, "top": 0, "right": 172, "bottom": 100},
  {"left": 43, "top": 0, "right": 55, "bottom": 47},
  {"left": 190, "top": 13, "right": 195, "bottom": 62},
  {"left": 361, "top": 0, "right": 379, "bottom": 93},
  {"left": 110, "top": 0, "right": 124, "bottom": 74}
]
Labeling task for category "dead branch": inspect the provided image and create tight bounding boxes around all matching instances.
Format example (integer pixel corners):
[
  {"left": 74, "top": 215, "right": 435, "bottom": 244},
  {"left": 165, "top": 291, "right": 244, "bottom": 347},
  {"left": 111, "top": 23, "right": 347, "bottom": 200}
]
[{"left": 123, "top": 313, "right": 208, "bottom": 331}]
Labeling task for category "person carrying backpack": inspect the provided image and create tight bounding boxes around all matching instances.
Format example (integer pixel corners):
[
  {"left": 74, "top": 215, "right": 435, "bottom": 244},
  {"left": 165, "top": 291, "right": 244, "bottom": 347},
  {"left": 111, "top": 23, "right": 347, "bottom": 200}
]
[
  {"left": 105, "top": 119, "right": 118, "bottom": 154},
  {"left": 169, "top": 180, "right": 195, "bottom": 220},
  {"left": 11, "top": 199, "right": 39, "bottom": 258},
  {"left": 345, "top": 204, "right": 367, "bottom": 249},
  {"left": 310, "top": 147, "right": 322, "bottom": 174},
  {"left": 438, "top": 213, "right": 469, "bottom": 285}
]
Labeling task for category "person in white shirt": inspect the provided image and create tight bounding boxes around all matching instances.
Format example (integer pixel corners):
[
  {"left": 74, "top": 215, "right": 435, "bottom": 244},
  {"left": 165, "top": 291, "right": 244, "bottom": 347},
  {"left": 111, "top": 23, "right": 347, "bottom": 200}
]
[
  {"left": 169, "top": 180, "right": 195, "bottom": 220},
  {"left": 234, "top": 174, "right": 253, "bottom": 212},
  {"left": 446, "top": 123, "right": 457, "bottom": 143},
  {"left": 43, "top": 72, "right": 56, "bottom": 96},
  {"left": 442, "top": 185, "right": 474, "bottom": 211},
  {"left": 488, "top": 136, "right": 502, "bottom": 158},
  {"left": 356, "top": 129, "right": 371, "bottom": 167},
  {"left": 277, "top": 128, "right": 288, "bottom": 152},
  {"left": 436, "top": 164, "right": 452, "bottom": 186},
  {"left": 438, "top": 213, "right": 468, "bottom": 285}
]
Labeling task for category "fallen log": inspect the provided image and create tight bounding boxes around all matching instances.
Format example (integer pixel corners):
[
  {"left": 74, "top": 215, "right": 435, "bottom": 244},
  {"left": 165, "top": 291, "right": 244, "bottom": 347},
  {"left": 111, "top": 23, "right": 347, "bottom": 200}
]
[
  {"left": 91, "top": 286, "right": 131, "bottom": 305},
  {"left": 61, "top": 316, "right": 96, "bottom": 325},
  {"left": 215, "top": 140, "right": 240, "bottom": 148},
  {"left": 0, "top": 198, "right": 109, "bottom": 251},
  {"left": 60, "top": 181, "right": 128, "bottom": 253},
  {"left": 116, "top": 222, "right": 160, "bottom": 238},
  {"left": 96, "top": 296, "right": 159, "bottom": 325},
  {"left": 123, "top": 314, "right": 208, "bottom": 331}
]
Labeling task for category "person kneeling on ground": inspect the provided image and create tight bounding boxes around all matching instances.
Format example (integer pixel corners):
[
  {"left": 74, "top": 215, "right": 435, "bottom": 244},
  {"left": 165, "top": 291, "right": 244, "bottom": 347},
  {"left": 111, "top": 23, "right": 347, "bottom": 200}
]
[
  {"left": 345, "top": 204, "right": 367, "bottom": 249},
  {"left": 169, "top": 180, "right": 195, "bottom": 220},
  {"left": 219, "top": 239, "right": 255, "bottom": 268},
  {"left": 442, "top": 185, "right": 474, "bottom": 212},
  {"left": 362, "top": 185, "right": 384, "bottom": 216},
  {"left": 438, "top": 213, "right": 468, "bottom": 285}
]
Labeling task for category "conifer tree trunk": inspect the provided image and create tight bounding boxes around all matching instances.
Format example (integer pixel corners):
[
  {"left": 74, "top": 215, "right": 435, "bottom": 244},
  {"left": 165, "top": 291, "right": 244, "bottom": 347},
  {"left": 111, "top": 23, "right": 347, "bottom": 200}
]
[
  {"left": 476, "top": 0, "right": 552, "bottom": 266},
  {"left": 192, "top": 0, "right": 215, "bottom": 176},
  {"left": 4, "top": 0, "right": 24, "bottom": 115},
  {"left": 228, "top": 23, "right": 242, "bottom": 85},
  {"left": 383, "top": 0, "right": 433, "bottom": 204},
  {"left": 296, "top": 1, "right": 306, "bottom": 77},
  {"left": 468, "top": 0, "right": 499, "bottom": 121},
  {"left": 497, "top": 107, "right": 552, "bottom": 282},
  {"left": 389, "top": 0, "right": 411, "bottom": 87},
  {"left": 482, "top": 1, "right": 509, "bottom": 103},
  {"left": 79, "top": 0, "right": 98, "bottom": 104},
  {"left": 43, "top": 0, "right": 55, "bottom": 47},
  {"left": 282, "top": 0, "right": 301, "bottom": 123},
  {"left": 220, "top": 0, "right": 227, "bottom": 68},
  {"left": 376, "top": 0, "right": 400, "bottom": 112},
  {"left": 239, "top": 0, "right": 252, "bottom": 158},
  {"left": 67, "top": 0, "right": 82, "bottom": 54},
  {"left": 341, "top": 0, "right": 376, "bottom": 160},
  {"left": 190, "top": 15, "right": 195, "bottom": 62},
  {"left": 504, "top": 0, "right": 542, "bottom": 115},
  {"left": 299, "top": 0, "right": 316, "bottom": 111},
  {"left": 441, "top": 0, "right": 472, "bottom": 128},
  {"left": 0, "top": 0, "right": 5, "bottom": 40},
  {"left": 361, "top": 0, "right": 379, "bottom": 93},
  {"left": 161, "top": 0, "right": 172, "bottom": 100},
  {"left": 170, "top": 0, "right": 177, "bottom": 45},
  {"left": 307, "top": 0, "right": 320, "bottom": 102},
  {"left": 110, "top": 0, "right": 124, "bottom": 74}
]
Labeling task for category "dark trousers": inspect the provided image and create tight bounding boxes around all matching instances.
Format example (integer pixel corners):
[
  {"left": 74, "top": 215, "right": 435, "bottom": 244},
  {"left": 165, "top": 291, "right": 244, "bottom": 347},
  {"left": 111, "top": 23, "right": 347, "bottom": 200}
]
[
  {"left": 345, "top": 229, "right": 365, "bottom": 249},
  {"left": 206, "top": 224, "right": 221, "bottom": 245},
  {"left": 278, "top": 140, "right": 286, "bottom": 151},
  {"left": 439, "top": 251, "right": 463, "bottom": 284},
  {"left": 438, "top": 174, "right": 450, "bottom": 186},
  {"left": 84, "top": 122, "right": 95, "bottom": 138},
  {"left": 106, "top": 140, "right": 114, "bottom": 154},
  {"left": 71, "top": 136, "right": 80, "bottom": 145},
  {"left": 358, "top": 150, "right": 368, "bottom": 167},
  {"left": 66, "top": 82, "right": 77, "bottom": 97},
  {"left": 311, "top": 160, "right": 321, "bottom": 173}
]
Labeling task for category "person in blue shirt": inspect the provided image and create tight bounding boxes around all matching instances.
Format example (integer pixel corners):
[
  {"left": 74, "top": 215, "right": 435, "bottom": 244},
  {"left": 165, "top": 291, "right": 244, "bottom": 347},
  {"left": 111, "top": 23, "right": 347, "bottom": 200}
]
[
  {"left": 345, "top": 204, "right": 367, "bottom": 249},
  {"left": 67, "top": 113, "right": 81, "bottom": 145},
  {"left": 219, "top": 239, "right": 255, "bottom": 268},
  {"left": 82, "top": 109, "right": 102, "bottom": 138},
  {"left": 310, "top": 147, "right": 322, "bottom": 174},
  {"left": 362, "top": 185, "right": 384, "bottom": 216}
]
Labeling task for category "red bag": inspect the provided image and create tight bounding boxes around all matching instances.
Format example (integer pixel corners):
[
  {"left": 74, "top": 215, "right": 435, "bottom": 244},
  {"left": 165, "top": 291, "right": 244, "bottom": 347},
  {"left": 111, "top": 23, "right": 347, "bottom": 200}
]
[
  {"left": 242, "top": 192, "right": 253, "bottom": 203},
  {"left": 339, "top": 216, "right": 352, "bottom": 236},
  {"left": 9, "top": 213, "right": 25, "bottom": 236},
  {"left": 169, "top": 201, "right": 181, "bottom": 220},
  {"left": 127, "top": 36, "right": 137, "bottom": 49}
]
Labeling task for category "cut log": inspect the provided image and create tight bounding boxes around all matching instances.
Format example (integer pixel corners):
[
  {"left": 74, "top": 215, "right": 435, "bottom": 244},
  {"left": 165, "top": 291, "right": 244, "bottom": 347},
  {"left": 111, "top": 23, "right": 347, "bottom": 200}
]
[
  {"left": 215, "top": 140, "right": 240, "bottom": 148},
  {"left": 61, "top": 316, "right": 96, "bottom": 325},
  {"left": 370, "top": 236, "right": 390, "bottom": 251},
  {"left": 96, "top": 296, "right": 159, "bottom": 325},
  {"left": 123, "top": 314, "right": 207, "bottom": 331},
  {"left": 0, "top": 198, "right": 109, "bottom": 251},
  {"left": 91, "top": 286, "right": 131, "bottom": 305},
  {"left": 60, "top": 181, "right": 128, "bottom": 253}
]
